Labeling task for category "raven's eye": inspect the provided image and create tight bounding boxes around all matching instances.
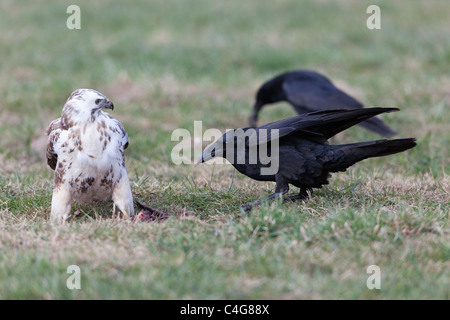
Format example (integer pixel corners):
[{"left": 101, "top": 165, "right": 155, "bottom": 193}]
[{"left": 95, "top": 99, "right": 102, "bottom": 105}]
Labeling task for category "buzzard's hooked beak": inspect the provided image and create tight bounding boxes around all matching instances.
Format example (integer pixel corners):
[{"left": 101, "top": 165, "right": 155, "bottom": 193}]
[{"left": 100, "top": 99, "right": 114, "bottom": 110}]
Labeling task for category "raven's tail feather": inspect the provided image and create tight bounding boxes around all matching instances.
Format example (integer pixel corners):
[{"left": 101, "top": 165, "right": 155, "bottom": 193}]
[{"left": 327, "top": 138, "right": 416, "bottom": 172}]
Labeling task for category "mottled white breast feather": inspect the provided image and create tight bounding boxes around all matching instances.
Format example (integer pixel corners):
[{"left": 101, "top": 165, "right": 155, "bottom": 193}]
[{"left": 46, "top": 89, "right": 134, "bottom": 222}]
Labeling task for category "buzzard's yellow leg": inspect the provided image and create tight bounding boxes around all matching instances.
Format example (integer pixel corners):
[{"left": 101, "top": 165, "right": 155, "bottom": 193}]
[
  {"left": 112, "top": 171, "right": 134, "bottom": 218},
  {"left": 51, "top": 185, "right": 72, "bottom": 223}
]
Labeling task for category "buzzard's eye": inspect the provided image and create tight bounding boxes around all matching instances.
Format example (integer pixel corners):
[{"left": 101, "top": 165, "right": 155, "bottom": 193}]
[{"left": 95, "top": 99, "right": 102, "bottom": 105}]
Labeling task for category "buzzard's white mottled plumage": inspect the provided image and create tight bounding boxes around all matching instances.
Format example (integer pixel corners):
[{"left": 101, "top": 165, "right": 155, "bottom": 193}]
[{"left": 46, "top": 89, "right": 134, "bottom": 222}]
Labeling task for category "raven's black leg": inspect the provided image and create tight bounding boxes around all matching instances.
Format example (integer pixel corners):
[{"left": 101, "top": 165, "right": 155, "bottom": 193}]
[
  {"left": 241, "top": 191, "right": 287, "bottom": 212},
  {"left": 241, "top": 176, "right": 289, "bottom": 212},
  {"left": 283, "top": 187, "right": 313, "bottom": 202}
]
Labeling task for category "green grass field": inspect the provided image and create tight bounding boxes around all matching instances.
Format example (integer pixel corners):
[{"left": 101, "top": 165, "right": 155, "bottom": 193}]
[{"left": 0, "top": 0, "right": 449, "bottom": 299}]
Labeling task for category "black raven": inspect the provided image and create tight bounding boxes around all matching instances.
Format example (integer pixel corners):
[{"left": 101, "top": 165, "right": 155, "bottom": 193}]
[
  {"left": 199, "top": 108, "right": 416, "bottom": 210},
  {"left": 249, "top": 70, "right": 396, "bottom": 137}
]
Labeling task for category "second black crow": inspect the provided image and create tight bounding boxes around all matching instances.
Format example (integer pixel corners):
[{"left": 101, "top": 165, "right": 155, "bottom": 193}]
[
  {"left": 249, "top": 70, "right": 397, "bottom": 137},
  {"left": 200, "top": 108, "right": 415, "bottom": 210}
]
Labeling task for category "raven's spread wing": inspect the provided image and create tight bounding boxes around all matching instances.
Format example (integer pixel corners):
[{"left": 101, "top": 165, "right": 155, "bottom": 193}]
[{"left": 252, "top": 108, "right": 399, "bottom": 144}]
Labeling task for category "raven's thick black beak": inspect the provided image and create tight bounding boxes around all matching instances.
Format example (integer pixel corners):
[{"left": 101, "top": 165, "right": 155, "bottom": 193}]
[
  {"left": 196, "top": 153, "right": 205, "bottom": 164},
  {"left": 100, "top": 99, "right": 114, "bottom": 110},
  {"left": 197, "top": 149, "right": 215, "bottom": 164}
]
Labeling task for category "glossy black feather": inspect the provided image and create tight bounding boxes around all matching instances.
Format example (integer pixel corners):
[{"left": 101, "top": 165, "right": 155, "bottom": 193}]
[
  {"left": 249, "top": 70, "right": 397, "bottom": 137},
  {"left": 206, "top": 108, "right": 416, "bottom": 205}
]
